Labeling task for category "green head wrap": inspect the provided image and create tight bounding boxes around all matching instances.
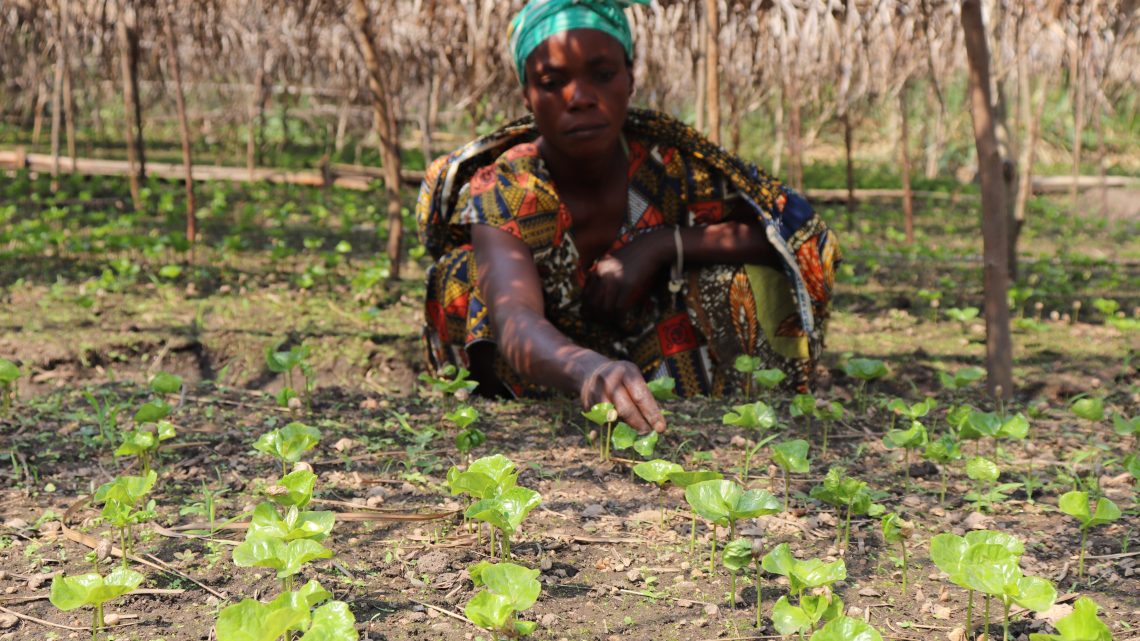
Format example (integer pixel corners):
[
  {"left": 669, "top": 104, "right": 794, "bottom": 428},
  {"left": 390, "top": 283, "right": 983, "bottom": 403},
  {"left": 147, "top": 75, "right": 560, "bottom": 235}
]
[{"left": 508, "top": 0, "right": 650, "bottom": 85}]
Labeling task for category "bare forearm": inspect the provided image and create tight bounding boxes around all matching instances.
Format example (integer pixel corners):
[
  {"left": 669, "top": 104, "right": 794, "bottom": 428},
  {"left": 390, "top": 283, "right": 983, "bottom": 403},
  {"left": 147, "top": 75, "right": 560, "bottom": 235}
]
[
  {"left": 493, "top": 304, "right": 608, "bottom": 396},
  {"left": 638, "top": 221, "right": 780, "bottom": 270}
]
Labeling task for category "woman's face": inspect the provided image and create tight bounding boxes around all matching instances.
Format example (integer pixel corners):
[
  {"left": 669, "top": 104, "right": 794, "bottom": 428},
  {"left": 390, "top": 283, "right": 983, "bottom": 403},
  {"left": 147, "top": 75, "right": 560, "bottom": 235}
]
[{"left": 522, "top": 29, "right": 633, "bottom": 161}]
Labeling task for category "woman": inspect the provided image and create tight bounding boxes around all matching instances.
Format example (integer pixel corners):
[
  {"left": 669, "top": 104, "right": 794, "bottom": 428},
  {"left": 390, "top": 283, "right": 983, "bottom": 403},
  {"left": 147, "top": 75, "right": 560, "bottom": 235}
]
[{"left": 416, "top": 0, "right": 838, "bottom": 433}]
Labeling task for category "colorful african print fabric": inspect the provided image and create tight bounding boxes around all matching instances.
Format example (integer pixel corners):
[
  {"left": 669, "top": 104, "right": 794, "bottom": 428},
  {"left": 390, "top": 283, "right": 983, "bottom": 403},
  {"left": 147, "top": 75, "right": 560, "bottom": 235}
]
[{"left": 415, "top": 109, "right": 839, "bottom": 397}]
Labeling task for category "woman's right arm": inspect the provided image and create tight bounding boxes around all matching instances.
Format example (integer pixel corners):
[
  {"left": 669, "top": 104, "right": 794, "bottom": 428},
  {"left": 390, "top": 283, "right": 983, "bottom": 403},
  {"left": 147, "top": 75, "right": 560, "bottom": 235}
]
[{"left": 472, "top": 224, "right": 665, "bottom": 433}]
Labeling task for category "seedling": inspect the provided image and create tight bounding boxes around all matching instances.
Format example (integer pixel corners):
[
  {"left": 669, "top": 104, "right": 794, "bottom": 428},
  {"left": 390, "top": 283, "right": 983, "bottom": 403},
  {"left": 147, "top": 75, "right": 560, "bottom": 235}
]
[
  {"left": 446, "top": 405, "right": 486, "bottom": 456},
  {"left": 1113, "top": 413, "right": 1140, "bottom": 449},
  {"left": 931, "top": 530, "right": 1026, "bottom": 639},
  {"left": 939, "top": 366, "right": 985, "bottom": 396},
  {"left": 447, "top": 454, "right": 519, "bottom": 500},
  {"left": 647, "top": 376, "right": 679, "bottom": 401},
  {"left": 753, "top": 368, "right": 786, "bottom": 392},
  {"left": 809, "top": 467, "right": 883, "bottom": 554},
  {"left": 963, "top": 543, "right": 1057, "bottom": 641},
  {"left": 464, "top": 562, "right": 541, "bottom": 641},
  {"left": 114, "top": 420, "right": 175, "bottom": 476},
  {"left": 923, "top": 433, "right": 962, "bottom": 504},
  {"left": 265, "top": 342, "right": 314, "bottom": 410},
  {"left": 232, "top": 535, "right": 333, "bottom": 591},
  {"left": 734, "top": 355, "right": 762, "bottom": 399},
  {"left": 771, "top": 439, "right": 810, "bottom": 512},
  {"left": 722, "top": 538, "right": 752, "bottom": 608},
  {"left": 0, "top": 358, "right": 21, "bottom": 415},
  {"left": 633, "top": 459, "right": 684, "bottom": 524},
  {"left": 1058, "top": 491, "right": 1121, "bottom": 581},
  {"left": 50, "top": 567, "right": 145, "bottom": 641},
  {"left": 668, "top": 469, "right": 724, "bottom": 554},
  {"left": 215, "top": 579, "right": 356, "bottom": 641},
  {"left": 253, "top": 422, "right": 322, "bottom": 476},
  {"left": 94, "top": 470, "right": 157, "bottom": 567},
  {"left": 880, "top": 512, "right": 913, "bottom": 592},
  {"left": 583, "top": 402, "right": 619, "bottom": 461},
  {"left": 809, "top": 617, "right": 883, "bottom": 641},
  {"left": 723, "top": 401, "right": 778, "bottom": 432},
  {"left": 965, "top": 456, "right": 1019, "bottom": 511},
  {"left": 247, "top": 501, "right": 335, "bottom": 542},
  {"left": 841, "top": 357, "right": 887, "bottom": 414},
  {"left": 1028, "top": 596, "right": 1112, "bottom": 641},
  {"left": 685, "top": 479, "right": 780, "bottom": 572},
  {"left": 611, "top": 422, "right": 658, "bottom": 459},
  {"left": 816, "top": 399, "right": 845, "bottom": 456},
  {"left": 881, "top": 420, "right": 928, "bottom": 490},
  {"left": 762, "top": 543, "right": 846, "bottom": 637},
  {"left": 946, "top": 306, "right": 980, "bottom": 324},
  {"left": 1070, "top": 396, "right": 1105, "bottom": 423},
  {"left": 465, "top": 485, "right": 542, "bottom": 559}
]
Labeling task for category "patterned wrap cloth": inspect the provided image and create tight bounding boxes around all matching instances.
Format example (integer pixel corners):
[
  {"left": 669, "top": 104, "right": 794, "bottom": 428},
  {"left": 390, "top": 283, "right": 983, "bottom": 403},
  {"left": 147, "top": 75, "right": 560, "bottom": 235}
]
[{"left": 415, "top": 109, "right": 839, "bottom": 397}]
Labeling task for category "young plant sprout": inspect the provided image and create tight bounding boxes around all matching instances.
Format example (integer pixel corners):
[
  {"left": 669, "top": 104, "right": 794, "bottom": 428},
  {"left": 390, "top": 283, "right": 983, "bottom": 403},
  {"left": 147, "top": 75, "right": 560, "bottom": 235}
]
[
  {"left": 1028, "top": 596, "right": 1112, "bottom": 641},
  {"left": 816, "top": 399, "right": 845, "bottom": 457},
  {"left": 93, "top": 470, "right": 158, "bottom": 567},
  {"left": 881, "top": 420, "right": 928, "bottom": 490},
  {"left": 809, "top": 467, "right": 883, "bottom": 554},
  {"left": 647, "top": 376, "right": 679, "bottom": 401},
  {"left": 939, "top": 366, "right": 985, "bottom": 401},
  {"left": 963, "top": 543, "right": 1057, "bottom": 641},
  {"left": 722, "top": 538, "right": 752, "bottom": 608},
  {"left": 0, "top": 358, "right": 19, "bottom": 415},
  {"left": 810, "top": 617, "right": 884, "bottom": 641},
  {"left": 465, "top": 485, "right": 542, "bottom": 560},
  {"left": 722, "top": 401, "right": 778, "bottom": 432},
  {"left": 880, "top": 512, "right": 913, "bottom": 592},
  {"left": 253, "top": 422, "right": 321, "bottom": 476},
  {"left": 232, "top": 536, "right": 333, "bottom": 593},
  {"left": 114, "top": 419, "right": 175, "bottom": 476},
  {"left": 771, "top": 439, "right": 810, "bottom": 512},
  {"left": 841, "top": 357, "right": 888, "bottom": 414},
  {"left": 931, "top": 530, "right": 1026, "bottom": 640},
  {"left": 610, "top": 422, "right": 658, "bottom": 459},
  {"left": 886, "top": 397, "right": 936, "bottom": 430},
  {"left": 667, "top": 469, "right": 724, "bottom": 554},
  {"left": 632, "top": 459, "right": 684, "bottom": 524},
  {"left": 446, "top": 405, "right": 486, "bottom": 455},
  {"left": 923, "top": 433, "right": 963, "bottom": 505},
  {"left": 583, "top": 402, "right": 619, "bottom": 461},
  {"left": 265, "top": 342, "right": 314, "bottom": 410},
  {"left": 790, "top": 393, "right": 818, "bottom": 431},
  {"left": 447, "top": 454, "right": 519, "bottom": 501},
  {"left": 762, "top": 543, "right": 846, "bottom": 638},
  {"left": 418, "top": 363, "right": 479, "bottom": 412},
  {"left": 215, "top": 579, "right": 357, "bottom": 641},
  {"left": 684, "top": 479, "right": 781, "bottom": 573},
  {"left": 965, "top": 456, "right": 1019, "bottom": 512},
  {"left": 50, "top": 567, "right": 144, "bottom": 641},
  {"left": 945, "top": 306, "right": 980, "bottom": 325},
  {"left": 1058, "top": 491, "right": 1122, "bottom": 581},
  {"left": 1113, "top": 412, "right": 1140, "bottom": 448},
  {"left": 753, "top": 368, "right": 786, "bottom": 392},
  {"left": 734, "top": 355, "right": 762, "bottom": 399},
  {"left": 464, "top": 562, "right": 542, "bottom": 641},
  {"left": 1070, "top": 396, "right": 1105, "bottom": 423}
]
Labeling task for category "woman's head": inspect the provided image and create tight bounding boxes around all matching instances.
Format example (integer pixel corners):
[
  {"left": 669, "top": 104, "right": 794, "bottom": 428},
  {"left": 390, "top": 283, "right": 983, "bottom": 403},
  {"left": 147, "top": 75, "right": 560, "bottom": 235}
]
[{"left": 508, "top": 0, "right": 647, "bottom": 159}]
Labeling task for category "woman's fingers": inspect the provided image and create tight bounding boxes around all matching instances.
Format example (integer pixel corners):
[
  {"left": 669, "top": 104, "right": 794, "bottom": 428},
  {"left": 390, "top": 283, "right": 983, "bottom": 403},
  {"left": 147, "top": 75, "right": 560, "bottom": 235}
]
[{"left": 584, "top": 360, "right": 666, "bottom": 434}]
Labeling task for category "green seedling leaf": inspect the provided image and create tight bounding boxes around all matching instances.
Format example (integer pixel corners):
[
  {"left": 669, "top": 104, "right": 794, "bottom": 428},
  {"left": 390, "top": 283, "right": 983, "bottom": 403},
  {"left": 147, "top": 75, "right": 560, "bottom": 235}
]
[
  {"left": 753, "top": 368, "right": 786, "bottom": 389},
  {"left": 1071, "top": 397, "right": 1105, "bottom": 422},
  {"left": 882, "top": 421, "right": 929, "bottom": 450},
  {"left": 722, "top": 401, "right": 777, "bottom": 430},
  {"left": 267, "top": 470, "right": 318, "bottom": 508},
  {"left": 790, "top": 393, "right": 817, "bottom": 418},
  {"left": 0, "top": 359, "right": 20, "bottom": 384},
  {"left": 810, "top": 616, "right": 884, "bottom": 641},
  {"left": 843, "top": 358, "right": 888, "bottom": 381},
  {"left": 880, "top": 512, "right": 913, "bottom": 545},
  {"left": 963, "top": 543, "right": 1020, "bottom": 596},
  {"left": 1058, "top": 491, "right": 1122, "bottom": 529},
  {"left": 114, "top": 430, "right": 156, "bottom": 457},
  {"left": 810, "top": 467, "right": 871, "bottom": 511},
  {"left": 215, "top": 596, "right": 311, "bottom": 641},
  {"left": 761, "top": 543, "right": 846, "bottom": 594},
  {"left": 276, "top": 387, "right": 298, "bottom": 408},
  {"left": 945, "top": 306, "right": 980, "bottom": 323},
  {"left": 940, "top": 366, "right": 986, "bottom": 391},
  {"left": 684, "top": 480, "right": 781, "bottom": 527},
  {"left": 515, "top": 619, "right": 538, "bottom": 637},
  {"left": 772, "top": 595, "right": 815, "bottom": 636},
  {"left": 960, "top": 409, "right": 1001, "bottom": 440},
  {"left": 924, "top": 433, "right": 962, "bottom": 464},
  {"left": 633, "top": 460, "right": 684, "bottom": 486},
  {"left": 722, "top": 538, "right": 752, "bottom": 573},
  {"left": 1029, "top": 596, "right": 1112, "bottom": 641},
  {"left": 465, "top": 591, "right": 515, "bottom": 632},
  {"left": 445, "top": 405, "right": 479, "bottom": 430},
  {"left": 666, "top": 470, "right": 723, "bottom": 488},
  {"left": 417, "top": 363, "right": 479, "bottom": 395},
  {"left": 647, "top": 377, "right": 678, "bottom": 401},
  {"left": 734, "top": 355, "right": 760, "bottom": 373},
  {"left": 633, "top": 431, "right": 659, "bottom": 458},
  {"left": 611, "top": 422, "right": 638, "bottom": 451},
  {"left": 468, "top": 560, "right": 495, "bottom": 588},
  {"left": 1112, "top": 413, "right": 1140, "bottom": 437},
  {"left": 253, "top": 422, "right": 321, "bottom": 464},
  {"left": 464, "top": 563, "right": 541, "bottom": 637},
  {"left": 49, "top": 567, "right": 144, "bottom": 610},
  {"left": 156, "top": 420, "right": 176, "bottom": 441},
  {"left": 1011, "top": 575, "right": 1057, "bottom": 612},
  {"left": 299, "top": 601, "right": 358, "bottom": 641},
  {"left": 232, "top": 536, "right": 333, "bottom": 578},
  {"left": 465, "top": 486, "right": 542, "bottom": 536},
  {"left": 929, "top": 533, "right": 969, "bottom": 587},
  {"left": 95, "top": 470, "right": 158, "bottom": 507},
  {"left": 248, "top": 502, "right": 336, "bottom": 541},
  {"left": 965, "top": 530, "right": 1025, "bottom": 556},
  {"left": 802, "top": 594, "right": 844, "bottom": 627},
  {"left": 455, "top": 427, "right": 486, "bottom": 454},
  {"left": 966, "top": 457, "right": 1000, "bottom": 483},
  {"left": 1123, "top": 454, "right": 1140, "bottom": 480},
  {"left": 887, "top": 397, "right": 936, "bottom": 419},
  {"left": 447, "top": 454, "right": 518, "bottom": 499},
  {"left": 149, "top": 372, "right": 183, "bottom": 395},
  {"left": 772, "top": 439, "right": 811, "bottom": 474},
  {"left": 134, "top": 400, "right": 172, "bottom": 424},
  {"left": 998, "top": 413, "right": 1030, "bottom": 440},
  {"left": 582, "top": 402, "right": 618, "bottom": 425}
]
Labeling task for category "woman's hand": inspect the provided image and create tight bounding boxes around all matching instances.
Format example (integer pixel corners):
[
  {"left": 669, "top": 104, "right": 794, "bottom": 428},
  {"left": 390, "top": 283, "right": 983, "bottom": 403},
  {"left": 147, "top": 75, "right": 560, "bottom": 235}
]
[
  {"left": 579, "top": 359, "right": 666, "bottom": 434},
  {"left": 582, "top": 228, "right": 672, "bottom": 318}
]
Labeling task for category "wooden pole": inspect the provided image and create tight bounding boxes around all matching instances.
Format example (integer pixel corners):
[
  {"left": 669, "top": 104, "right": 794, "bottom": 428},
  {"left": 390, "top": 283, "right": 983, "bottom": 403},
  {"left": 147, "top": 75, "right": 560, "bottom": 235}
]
[
  {"left": 49, "top": 0, "right": 65, "bottom": 192},
  {"left": 247, "top": 45, "right": 265, "bottom": 181},
  {"left": 703, "top": 0, "right": 721, "bottom": 144},
  {"left": 899, "top": 85, "right": 914, "bottom": 244},
  {"left": 962, "top": 0, "right": 1013, "bottom": 400},
  {"left": 116, "top": 0, "right": 142, "bottom": 208},
  {"left": 163, "top": 3, "right": 196, "bottom": 259},
  {"left": 351, "top": 0, "right": 404, "bottom": 281}
]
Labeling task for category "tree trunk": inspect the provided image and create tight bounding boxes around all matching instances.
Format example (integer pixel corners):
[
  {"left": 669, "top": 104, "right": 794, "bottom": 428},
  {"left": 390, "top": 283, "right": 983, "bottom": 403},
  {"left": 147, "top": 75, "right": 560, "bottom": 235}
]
[
  {"left": 771, "top": 86, "right": 784, "bottom": 177},
  {"left": 1070, "top": 1, "right": 1099, "bottom": 205},
  {"left": 116, "top": 0, "right": 143, "bottom": 208},
  {"left": 924, "top": 84, "right": 946, "bottom": 179},
  {"left": 693, "top": 5, "right": 706, "bottom": 133},
  {"left": 163, "top": 4, "right": 196, "bottom": 259},
  {"left": 32, "top": 80, "right": 48, "bottom": 147},
  {"left": 247, "top": 46, "right": 265, "bottom": 180},
  {"left": 63, "top": 44, "right": 76, "bottom": 172},
  {"left": 704, "top": 0, "right": 720, "bottom": 144},
  {"left": 962, "top": 0, "right": 1013, "bottom": 400},
  {"left": 334, "top": 92, "right": 350, "bottom": 155},
  {"left": 788, "top": 97, "right": 803, "bottom": 192},
  {"left": 899, "top": 85, "right": 914, "bottom": 244},
  {"left": 50, "top": 0, "right": 66, "bottom": 191},
  {"left": 1014, "top": 79, "right": 1047, "bottom": 267},
  {"left": 351, "top": 0, "right": 404, "bottom": 281},
  {"left": 420, "top": 59, "right": 437, "bottom": 168},
  {"left": 843, "top": 111, "right": 856, "bottom": 226}
]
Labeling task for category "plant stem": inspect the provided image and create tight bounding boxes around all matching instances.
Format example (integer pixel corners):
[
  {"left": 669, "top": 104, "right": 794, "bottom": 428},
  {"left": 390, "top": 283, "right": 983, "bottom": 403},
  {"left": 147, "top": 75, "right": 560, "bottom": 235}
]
[
  {"left": 1026, "top": 454, "right": 1035, "bottom": 504},
  {"left": 730, "top": 571, "right": 736, "bottom": 607},
  {"left": 755, "top": 560, "right": 763, "bottom": 629},
  {"left": 822, "top": 421, "right": 829, "bottom": 457},
  {"left": 939, "top": 467, "right": 948, "bottom": 505},
  {"left": 985, "top": 594, "right": 991, "bottom": 640},
  {"left": 1079, "top": 528, "right": 1087, "bottom": 580},
  {"left": 843, "top": 504, "right": 852, "bottom": 555},
  {"left": 967, "top": 590, "right": 974, "bottom": 639},
  {"left": 783, "top": 470, "right": 790, "bottom": 513},
  {"left": 93, "top": 603, "right": 102, "bottom": 641},
  {"left": 490, "top": 526, "right": 496, "bottom": 559},
  {"left": 1003, "top": 600, "right": 1011, "bottom": 641},
  {"left": 903, "top": 449, "right": 910, "bottom": 491},
  {"left": 119, "top": 528, "right": 129, "bottom": 569},
  {"left": 503, "top": 533, "right": 511, "bottom": 560},
  {"left": 690, "top": 512, "right": 696, "bottom": 556},
  {"left": 710, "top": 524, "right": 717, "bottom": 575},
  {"left": 900, "top": 541, "right": 908, "bottom": 593}
]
